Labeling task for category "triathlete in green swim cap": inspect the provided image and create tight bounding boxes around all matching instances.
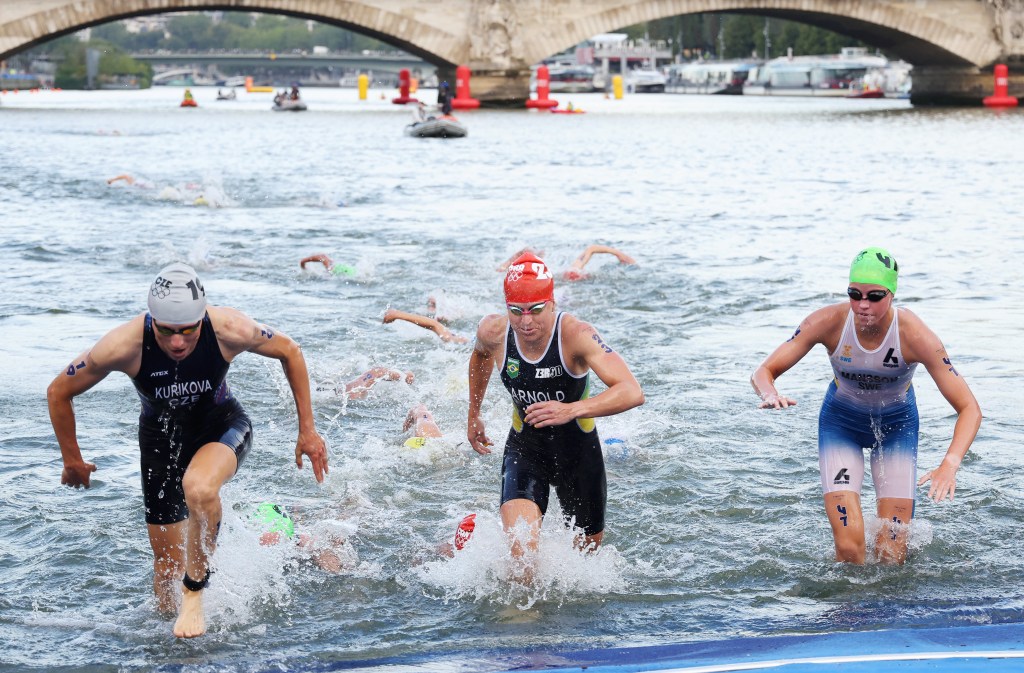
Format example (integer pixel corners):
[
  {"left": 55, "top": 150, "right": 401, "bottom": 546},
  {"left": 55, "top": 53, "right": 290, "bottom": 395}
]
[
  {"left": 751, "top": 247, "right": 981, "bottom": 566},
  {"left": 299, "top": 253, "right": 356, "bottom": 277}
]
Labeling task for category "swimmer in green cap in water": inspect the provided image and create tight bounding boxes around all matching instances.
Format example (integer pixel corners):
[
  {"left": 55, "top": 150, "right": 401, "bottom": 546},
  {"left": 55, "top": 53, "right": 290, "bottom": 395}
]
[
  {"left": 251, "top": 502, "right": 295, "bottom": 544},
  {"left": 251, "top": 502, "right": 356, "bottom": 573},
  {"left": 751, "top": 247, "right": 981, "bottom": 565},
  {"left": 300, "top": 253, "right": 356, "bottom": 277}
]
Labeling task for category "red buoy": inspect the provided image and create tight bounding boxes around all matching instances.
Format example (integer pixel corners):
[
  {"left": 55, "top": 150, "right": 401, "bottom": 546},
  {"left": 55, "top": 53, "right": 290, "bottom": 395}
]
[
  {"left": 983, "top": 64, "right": 1018, "bottom": 108},
  {"left": 451, "top": 65, "right": 481, "bottom": 110},
  {"left": 526, "top": 64, "right": 559, "bottom": 109},
  {"left": 392, "top": 68, "right": 419, "bottom": 105}
]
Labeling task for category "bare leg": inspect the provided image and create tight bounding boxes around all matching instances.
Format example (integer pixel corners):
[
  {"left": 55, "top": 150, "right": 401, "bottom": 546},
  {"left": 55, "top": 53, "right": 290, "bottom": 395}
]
[
  {"left": 147, "top": 521, "right": 186, "bottom": 615},
  {"left": 172, "top": 442, "right": 237, "bottom": 639},
  {"left": 575, "top": 531, "right": 604, "bottom": 553},
  {"left": 824, "top": 491, "right": 866, "bottom": 564},
  {"left": 500, "top": 498, "right": 543, "bottom": 583},
  {"left": 874, "top": 497, "right": 914, "bottom": 565}
]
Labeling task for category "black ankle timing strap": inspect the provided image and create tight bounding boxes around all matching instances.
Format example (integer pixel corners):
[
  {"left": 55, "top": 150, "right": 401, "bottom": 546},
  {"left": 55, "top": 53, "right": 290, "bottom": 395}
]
[{"left": 182, "top": 569, "right": 212, "bottom": 592}]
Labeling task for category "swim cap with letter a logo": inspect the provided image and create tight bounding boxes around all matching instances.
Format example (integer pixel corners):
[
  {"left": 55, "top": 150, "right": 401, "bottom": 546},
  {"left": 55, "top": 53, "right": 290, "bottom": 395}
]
[
  {"left": 148, "top": 262, "right": 207, "bottom": 324},
  {"left": 504, "top": 253, "right": 554, "bottom": 304},
  {"left": 849, "top": 247, "right": 898, "bottom": 294}
]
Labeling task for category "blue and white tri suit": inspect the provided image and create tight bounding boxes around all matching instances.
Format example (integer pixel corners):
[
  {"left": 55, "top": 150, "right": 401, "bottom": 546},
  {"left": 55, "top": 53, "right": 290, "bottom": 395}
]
[{"left": 819, "top": 308, "right": 919, "bottom": 501}]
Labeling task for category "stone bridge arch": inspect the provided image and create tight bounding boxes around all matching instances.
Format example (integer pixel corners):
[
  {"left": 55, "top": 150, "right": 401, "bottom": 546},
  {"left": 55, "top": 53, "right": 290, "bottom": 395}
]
[{"left": 2, "top": 0, "right": 1022, "bottom": 104}]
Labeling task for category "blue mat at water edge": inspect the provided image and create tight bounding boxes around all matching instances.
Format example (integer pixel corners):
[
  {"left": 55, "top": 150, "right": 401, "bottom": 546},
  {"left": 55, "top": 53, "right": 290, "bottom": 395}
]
[{"left": 309, "top": 622, "right": 1024, "bottom": 673}]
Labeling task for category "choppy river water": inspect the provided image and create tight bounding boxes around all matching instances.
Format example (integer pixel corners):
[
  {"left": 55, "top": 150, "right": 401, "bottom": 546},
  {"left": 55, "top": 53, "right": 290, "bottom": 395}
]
[{"left": 1, "top": 86, "right": 1023, "bottom": 672}]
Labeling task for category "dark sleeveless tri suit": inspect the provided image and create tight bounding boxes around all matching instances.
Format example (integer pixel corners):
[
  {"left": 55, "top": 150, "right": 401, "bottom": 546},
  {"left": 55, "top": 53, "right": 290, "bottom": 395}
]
[
  {"left": 132, "top": 313, "right": 252, "bottom": 525},
  {"left": 499, "top": 312, "right": 606, "bottom": 535}
]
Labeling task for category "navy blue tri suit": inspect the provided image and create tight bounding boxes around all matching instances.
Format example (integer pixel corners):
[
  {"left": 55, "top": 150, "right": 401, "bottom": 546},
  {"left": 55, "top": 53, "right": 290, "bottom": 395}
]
[
  {"left": 132, "top": 313, "right": 252, "bottom": 525},
  {"left": 499, "top": 312, "right": 605, "bottom": 536}
]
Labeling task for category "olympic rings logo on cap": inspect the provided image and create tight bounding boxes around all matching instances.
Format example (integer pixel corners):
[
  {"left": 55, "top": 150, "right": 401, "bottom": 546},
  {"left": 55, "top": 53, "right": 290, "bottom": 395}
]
[{"left": 151, "top": 276, "right": 172, "bottom": 299}]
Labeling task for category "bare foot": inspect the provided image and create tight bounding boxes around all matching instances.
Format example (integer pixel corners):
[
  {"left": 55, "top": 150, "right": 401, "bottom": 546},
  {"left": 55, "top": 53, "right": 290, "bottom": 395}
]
[
  {"left": 404, "top": 371, "right": 415, "bottom": 384},
  {"left": 173, "top": 589, "right": 206, "bottom": 638}
]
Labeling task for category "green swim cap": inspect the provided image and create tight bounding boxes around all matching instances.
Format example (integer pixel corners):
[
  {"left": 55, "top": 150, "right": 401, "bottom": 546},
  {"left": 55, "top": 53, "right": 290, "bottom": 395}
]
[
  {"left": 849, "top": 247, "right": 898, "bottom": 294},
  {"left": 331, "top": 263, "right": 356, "bottom": 277},
  {"left": 251, "top": 502, "right": 295, "bottom": 538}
]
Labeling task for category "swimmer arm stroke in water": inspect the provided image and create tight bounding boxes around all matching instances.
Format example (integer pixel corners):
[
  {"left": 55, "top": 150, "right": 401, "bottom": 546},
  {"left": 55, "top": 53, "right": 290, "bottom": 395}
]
[
  {"left": 522, "top": 317, "right": 644, "bottom": 429},
  {"left": 383, "top": 308, "right": 467, "bottom": 344},
  {"left": 897, "top": 309, "right": 981, "bottom": 502},
  {"left": 299, "top": 254, "right": 333, "bottom": 271},
  {"left": 213, "top": 307, "right": 328, "bottom": 482}
]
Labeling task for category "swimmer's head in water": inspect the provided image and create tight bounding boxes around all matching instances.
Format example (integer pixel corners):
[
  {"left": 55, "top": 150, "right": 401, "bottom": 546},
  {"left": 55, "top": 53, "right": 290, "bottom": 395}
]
[
  {"left": 331, "top": 263, "right": 356, "bottom": 277},
  {"left": 849, "top": 247, "right": 898, "bottom": 294},
  {"left": 148, "top": 262, "right": 207, "bottom": 324},
  {"left": 504, "top": 252, "right": 554, "bottom": 304},
  {"left": 251, "top": 502, "right": 295, "bottom": 538}
]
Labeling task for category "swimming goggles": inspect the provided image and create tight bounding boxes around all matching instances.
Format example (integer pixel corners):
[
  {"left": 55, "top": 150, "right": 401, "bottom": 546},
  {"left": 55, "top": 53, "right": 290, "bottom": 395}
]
[
  {"left": 846, "top": 288, "right": 890, "bottom": 302},
  {"left": 153, "top": 319, "right": 202, "bottom": 336},
  {"left": 507, "top": 301, "right": 548, "bottom": 316}
]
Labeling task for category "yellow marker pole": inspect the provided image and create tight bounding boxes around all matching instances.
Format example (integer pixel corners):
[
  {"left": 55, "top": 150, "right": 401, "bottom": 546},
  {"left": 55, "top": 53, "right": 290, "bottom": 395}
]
[
  {"left": 613, "top": 75, "right": 624, "bottom": 99},
  {"left": 358, "top": 73, "right": 369, "bottom": 100}
]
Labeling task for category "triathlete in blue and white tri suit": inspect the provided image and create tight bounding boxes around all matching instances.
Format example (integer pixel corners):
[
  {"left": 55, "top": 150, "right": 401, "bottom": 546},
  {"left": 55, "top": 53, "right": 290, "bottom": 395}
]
[
  {"left": 48, "top": 263, "right": 328, "bottom": 639},
  {"left": 467, "top": 252, "right": 644, "bottom": 568},
  {"left": 751, "top": 247, "right": 981, "bottom": 565}
]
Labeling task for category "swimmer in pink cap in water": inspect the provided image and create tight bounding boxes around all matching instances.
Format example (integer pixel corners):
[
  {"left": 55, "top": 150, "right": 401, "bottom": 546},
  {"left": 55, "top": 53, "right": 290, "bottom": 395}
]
[
  {"left": 562, "top": 244, "right": 635, "bottom": 281},
  {"left": 467, "top": 252, "right": 645, "bottom": 578},
  {"left": 498, "top": 245, "right": 635, "bottom": 281}
]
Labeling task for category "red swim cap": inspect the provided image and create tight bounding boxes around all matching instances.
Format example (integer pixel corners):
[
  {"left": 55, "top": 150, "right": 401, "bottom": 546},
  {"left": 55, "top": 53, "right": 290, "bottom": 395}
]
[
  {"left": 454, "top": 513, "right": 476, "bottom": 551},
  {"left": 504, "top": 253, "right": 554, "bottom": 304}
]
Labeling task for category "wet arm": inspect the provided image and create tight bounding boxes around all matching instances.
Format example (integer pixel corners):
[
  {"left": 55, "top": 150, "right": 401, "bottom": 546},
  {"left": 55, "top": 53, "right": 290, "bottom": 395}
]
[
  {"left": 300, "top": 254, "right": 333, "bottom": 271},
  {"left": 526, "top": 321, "right": 643, "bottom": 429},
  {"left": 467, "top": 316, "right": 503, "bottom": 453},
  {"left": 908, "top": 321, "right": 982, "bottom": 500},
  {"left": 237, "top": 315, "right": 327, "bottom": 481},
  {"left": 46, "top": 321, "right": 140, "bottom": 485},
  {"left": 751, "top": 310, "right": 833, "bottom": 409}
]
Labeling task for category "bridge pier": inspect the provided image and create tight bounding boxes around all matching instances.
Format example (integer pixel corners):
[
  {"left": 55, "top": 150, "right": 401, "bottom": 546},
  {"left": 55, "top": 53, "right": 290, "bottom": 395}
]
[
  {"left": 467, "top": 69, "right": 532, "bottom": 108},
  {"left": 433, "top": 66, "right": 530, "bottom": 108},
  {"left": 911, "top": 66, "right": 1024, "bottom": 106}
]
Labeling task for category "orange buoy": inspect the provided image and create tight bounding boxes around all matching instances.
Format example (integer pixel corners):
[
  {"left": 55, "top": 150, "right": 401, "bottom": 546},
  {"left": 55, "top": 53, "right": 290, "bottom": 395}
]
[
  {"left": 451, "top": 65, "right": 481, "bottom": 109},
  {"left": 983, "top": 63, "right": 1018, "bottom": 108},
  {"left": 526, "top": 64, "right": 559, "bottom": 109},
  {"left": 392, "top": 68, "right": 418, "bottom": 104}
]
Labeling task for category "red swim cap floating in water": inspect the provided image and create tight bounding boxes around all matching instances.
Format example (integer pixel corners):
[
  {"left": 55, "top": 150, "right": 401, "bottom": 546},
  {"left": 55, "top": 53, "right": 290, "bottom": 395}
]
[{"left": 504, "top": 253, "right": 554, "bottom": 304}]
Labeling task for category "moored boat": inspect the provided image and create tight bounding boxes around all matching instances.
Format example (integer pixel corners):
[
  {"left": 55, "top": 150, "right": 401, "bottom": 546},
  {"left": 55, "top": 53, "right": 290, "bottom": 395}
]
[
  {"left": 666, "top": 60, "right": 761, "bottom": 95},
  {"left": 626, "top": 68, "right": 667, "bottom": 93},
  {"left": 743, "top": 47, "right": 889, "bottom": 97}
]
